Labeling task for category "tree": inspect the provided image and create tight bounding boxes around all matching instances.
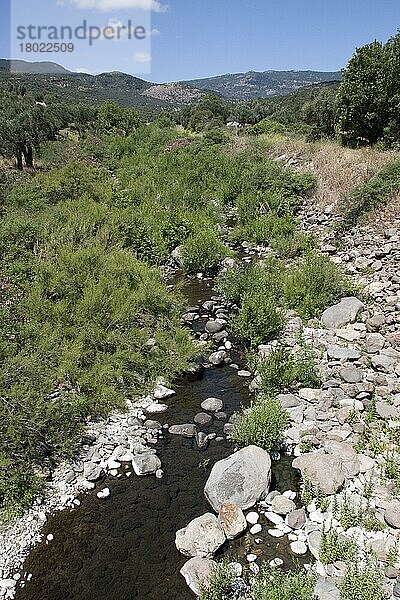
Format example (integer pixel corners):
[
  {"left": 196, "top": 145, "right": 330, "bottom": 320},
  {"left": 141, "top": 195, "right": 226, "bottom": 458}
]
[
  {"left": 301, "top": 88, "right": 338, "bottom": 137},
  {"left": 337, "top": 39, "right": 389, "bottom": 145},
  {"left": 0, "top": 84, "right": 82, "bottom": 170},
  {"left": 97, "top": 100, "right": 143, "bottom": 135}
]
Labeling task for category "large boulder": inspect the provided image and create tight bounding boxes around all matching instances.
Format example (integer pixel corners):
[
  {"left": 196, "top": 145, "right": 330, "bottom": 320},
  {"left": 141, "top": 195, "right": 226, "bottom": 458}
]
[
  {"left": 204, "top": 445, "right": 272, "bottom": 512},
  {"left": 175, "top": 513, "right": 226, "bottom": 558},
  {"left": 218, "top": 502, "right": 247, "bottom": 539},
  {"left": 180, "top": 557, "right": 217, "bottom": 596},
  {"left": 292, "top": 452, "right": 345, "bottom": 494},
  {"left": 321, "top": 297, "right": 363, "bottom": 329}
]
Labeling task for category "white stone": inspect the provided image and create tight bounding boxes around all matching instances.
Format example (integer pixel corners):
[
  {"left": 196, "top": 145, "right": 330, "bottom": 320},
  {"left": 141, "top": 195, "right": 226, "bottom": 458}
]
[
  {"left": 250, "top": 524, "right": 262, "bottom": 535},
  {"left": 97, "top": 487, "right": 110, "bottom": 499},
  {"left": 290, "top": 541, "right": 308, "bottom": 555},
  {"left": 246, "top": 511, "right": 259, "bottom": 525}
]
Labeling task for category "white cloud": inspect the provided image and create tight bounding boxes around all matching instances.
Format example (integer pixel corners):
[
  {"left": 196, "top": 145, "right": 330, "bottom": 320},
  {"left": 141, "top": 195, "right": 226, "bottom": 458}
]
[
  {"left": 76, "top": 67, "right": 94, "bottom": 73},
  {"left": 150, "top": 27, "right": 160, "bottom": 36},
  {"left": 69, "top": 0, "right": 168, "bottom": 12},
  {"left": 133, "top": 51, "right": 151, "bottom": 63}
]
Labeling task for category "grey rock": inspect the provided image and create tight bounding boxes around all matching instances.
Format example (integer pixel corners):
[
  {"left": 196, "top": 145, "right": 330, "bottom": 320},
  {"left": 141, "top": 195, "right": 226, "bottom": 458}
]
[
  {"left": 307, "top": 529, "right": 322, "bottom": 560},
  {"left": 372, "top": 354, "right": 395, "bottom": 372},
  {"left": 208, "top": 351, "right": 228, "bottom": 365},
  {"left": 131, "top": 454, "right": 161, "bottom": 476},
  {"left": 144, "top": 419, "right": 162, "bottom": 430},
  {"left": 277, "top": 393, "right": 302, "bottom": 409},
  {"left": 201, "top": 398, "right": 223, "bottom": 412},
  {"left": 219, "top": 502, "right": 247, "bottom": 539},
  {"left": 196, "top": 431, "right": 209, "bottom": 449},
  {"left": 194, "top": 413, "right": 212, "bottom": 426},
  {"left": 169, "top": 424, "right": 197, "bottom": 438},
  {"left": 376, "top": 402, "right": 399, "bottom": 419},
  {"left": 180, "top": 557, "right": 217, "bottom": 596},
  {"left": 83, "top": 461, "right": 102, "bottom": 482},
  {"left": 327, "top": 346, "right": 361, "bottom": 361},
  {"left": 175, "top": 513, "right": 226, "bottom": 558},
  {"left": 205, "top": 319, "right": 226, "bottom": 334},
  {"left": 204, "top": 445, "right": 272, "bottom": 511},
  {"left": 270, "top": 494, "right": 296, "bottom": 515},
  {"left": 385, "top": 501, "right": 400, "bottom": 528},
  {"left": 393, "top": 575, "right": 400, "bottom": 598},
  {"left": 321, "top": 297, "right": 364, "bottom": 329},
  {"left": 285, "top": 507, "right": 306, "bottom": 529},
  {"left": 154, "top": 384, "right": 176, "bottom": 400},
  {"left": 340, "top": 367, "right": 363, "bottom": 383},
  {"left": 364, "top": 333, "right": 385, "bottom": 354},
  {"left": 314, "top": 578, "right": 340, "bottom": 600},
  {"left": 292, "top": 453, "right": 345, "bottom": 494}
]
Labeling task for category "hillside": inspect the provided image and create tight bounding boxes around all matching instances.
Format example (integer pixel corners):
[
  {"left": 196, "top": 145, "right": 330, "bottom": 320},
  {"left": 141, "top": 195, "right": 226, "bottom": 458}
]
[
  {"left": 0, "top": 60, "right": 342, "bottom": 110},
  {"left": 0, "top": 59, "right": 71, "bottom": 75},
  {"left": 184, "top": 69, "right": 342, "bottom": 100}
]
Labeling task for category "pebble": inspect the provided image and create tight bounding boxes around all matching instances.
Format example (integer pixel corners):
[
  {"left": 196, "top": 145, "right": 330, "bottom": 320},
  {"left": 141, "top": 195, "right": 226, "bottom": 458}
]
[{"left": 246, "top": 512, "right": 259, "bottom": 525}]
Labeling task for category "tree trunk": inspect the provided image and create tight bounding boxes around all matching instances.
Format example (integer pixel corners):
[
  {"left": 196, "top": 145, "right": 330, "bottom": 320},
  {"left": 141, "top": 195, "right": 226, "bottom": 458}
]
[
  {"left": 16, "top": 149, "right": 23, "bottom": 171},
  {"left": 22, "top": 145, "right": 34, "bottom": 168}
]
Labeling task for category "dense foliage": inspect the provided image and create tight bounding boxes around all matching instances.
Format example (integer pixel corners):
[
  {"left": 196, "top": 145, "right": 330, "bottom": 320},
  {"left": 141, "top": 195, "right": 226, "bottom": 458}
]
[
  {"left": 0, "top": 83, "right": 96, "bottom": 169},
  {"left": 340, "top": 159, "right": 400, "bottom": 226},
  {"left": 338, "top": 31, "right": 400, "bottom": 146}
]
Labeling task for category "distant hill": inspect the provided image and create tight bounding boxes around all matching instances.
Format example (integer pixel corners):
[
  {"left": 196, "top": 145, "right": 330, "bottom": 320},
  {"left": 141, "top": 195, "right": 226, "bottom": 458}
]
[
  {"left": 0, "top": 59, "right": 71, "bottom": 75},
  {"left": 183, "top": 70, "right": 342, "bottom": 101},
  {"left": 0, "top": 60, "right": 342, "bottom": 111}
]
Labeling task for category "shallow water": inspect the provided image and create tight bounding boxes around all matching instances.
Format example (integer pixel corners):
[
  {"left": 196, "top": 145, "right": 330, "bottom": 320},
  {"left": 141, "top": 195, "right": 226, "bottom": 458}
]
[{"left": 15, "top": 276, "right": 307, "bottom": 600}]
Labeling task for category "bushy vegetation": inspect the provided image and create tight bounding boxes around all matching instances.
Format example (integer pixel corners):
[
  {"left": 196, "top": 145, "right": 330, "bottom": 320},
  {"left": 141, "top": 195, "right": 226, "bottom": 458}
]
[
  {"left": 340, "top": 555, "right": 386, "bottom": 600},
  {"left": 283, "top": 252, "right": 353, "bottom": 319},
  {"left": 252, "top": 345, "right": 321, "bottom": 395},
  {"left": 340, "top": 160, "right": 400, "bottom": 226},
  {"left": 231, "top": 395, "right": 288, "bottom": 450},
  {"left": 251, "top": 565, "right": 317, "bottom": 600},
  {"left": 200, "top": 562, "right": 317, "bottom": 600},
  {"left": 338, "top": 31, "right": 400, "bottom": 146},
  {"left": 320, "top": 528, "right": 357, "bottom": 565},
  {"left": 218, "top": 252, "right": 351, "bottom": 346}
]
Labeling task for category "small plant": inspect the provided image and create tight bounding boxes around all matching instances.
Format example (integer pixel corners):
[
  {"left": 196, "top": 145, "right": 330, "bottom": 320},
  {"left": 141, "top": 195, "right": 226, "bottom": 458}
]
[
  {"left": 363, "top": 477, "right": 374, "bottom": 499},
  {"left": 253, "top": 345, "right": 321, "bottom": 395},
  {"left": 251, "top": 565, "right": 317, "bottom": 600},
  {"left": 181, "top": 231, "right": 232, "bottom": 273},
  {"left": 320, "top": 527, "right": 357, "bottom": 565},
  {"left": 199, "top": 560, "right": 236, "bottom": 600},
  {"left": 340, "top": 554, "right": 386, "bottom": 600},
  {"left": 386, "top": 540, "right": 399, "bottom": 568},
  {"left": 231, "top": 394, "right": 289, "bottom": 451},
  {"left": 300, "top": 476, "right": 314, "bottom": 507},
  {"left": 283, "top": 251, "right": 353, "bottom": 319},
  {"left": 232, "top": 292, "right": 284, "bottom": 346},
  {"left": 334, "top": 494, "right": 362, "bottom": 531},
  {"left": 315, "top": 486, "right": 329, "bottom": 513},
  {"left": 299, "top": 437, "right": 314, "bottom": 454}
]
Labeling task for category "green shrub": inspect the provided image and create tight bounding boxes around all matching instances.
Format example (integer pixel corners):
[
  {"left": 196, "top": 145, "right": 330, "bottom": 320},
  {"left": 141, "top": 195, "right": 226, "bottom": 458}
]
[
  {"left": 341, "top": 160, "right": 400, "bottom": 226},
  {"left": 340, "top": 555, "right": 386, "bottom": 600},
  {"left": 252, "top": 345, "right": 321, "bottom": 395},
  {"left": 231, "top": 395, "right": 288, "bottom": 451},
  {"left": 233, "top": 292, "right": 284, "bottom": 346},
  {"left": 320, "top": 528, "right": 357, "bottom": 565},
  {"left": 251, "top": 565, "right": 317, "bottom": 600},
  {"left": 181, "top": 231, "right": 231, "bottom": 273},
  {"left": 247, "top": 118, "right": 286, "bottom": 135},
  {"left": 199, "top": 560, "right": 236, "bottom": 600},
  {"left": 283, "top": 251, "right": 352, "bottom": 319}
]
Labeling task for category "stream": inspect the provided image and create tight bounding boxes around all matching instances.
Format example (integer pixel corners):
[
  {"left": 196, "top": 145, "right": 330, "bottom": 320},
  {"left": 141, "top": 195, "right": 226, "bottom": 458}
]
[{"left": 14, "top": 276, "right": 306, "bottom": 600}]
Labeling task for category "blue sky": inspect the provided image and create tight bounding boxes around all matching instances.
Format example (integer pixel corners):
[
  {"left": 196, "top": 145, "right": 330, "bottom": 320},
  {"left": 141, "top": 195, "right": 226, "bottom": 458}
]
[{"left": 1, "top": 0, "right": 400, "bottom": 82}]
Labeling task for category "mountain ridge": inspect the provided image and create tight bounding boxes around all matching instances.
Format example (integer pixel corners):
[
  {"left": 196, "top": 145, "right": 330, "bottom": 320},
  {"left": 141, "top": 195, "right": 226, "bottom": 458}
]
[{"left": 0, "top": 59, "right": 342, "bottom": 107}]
